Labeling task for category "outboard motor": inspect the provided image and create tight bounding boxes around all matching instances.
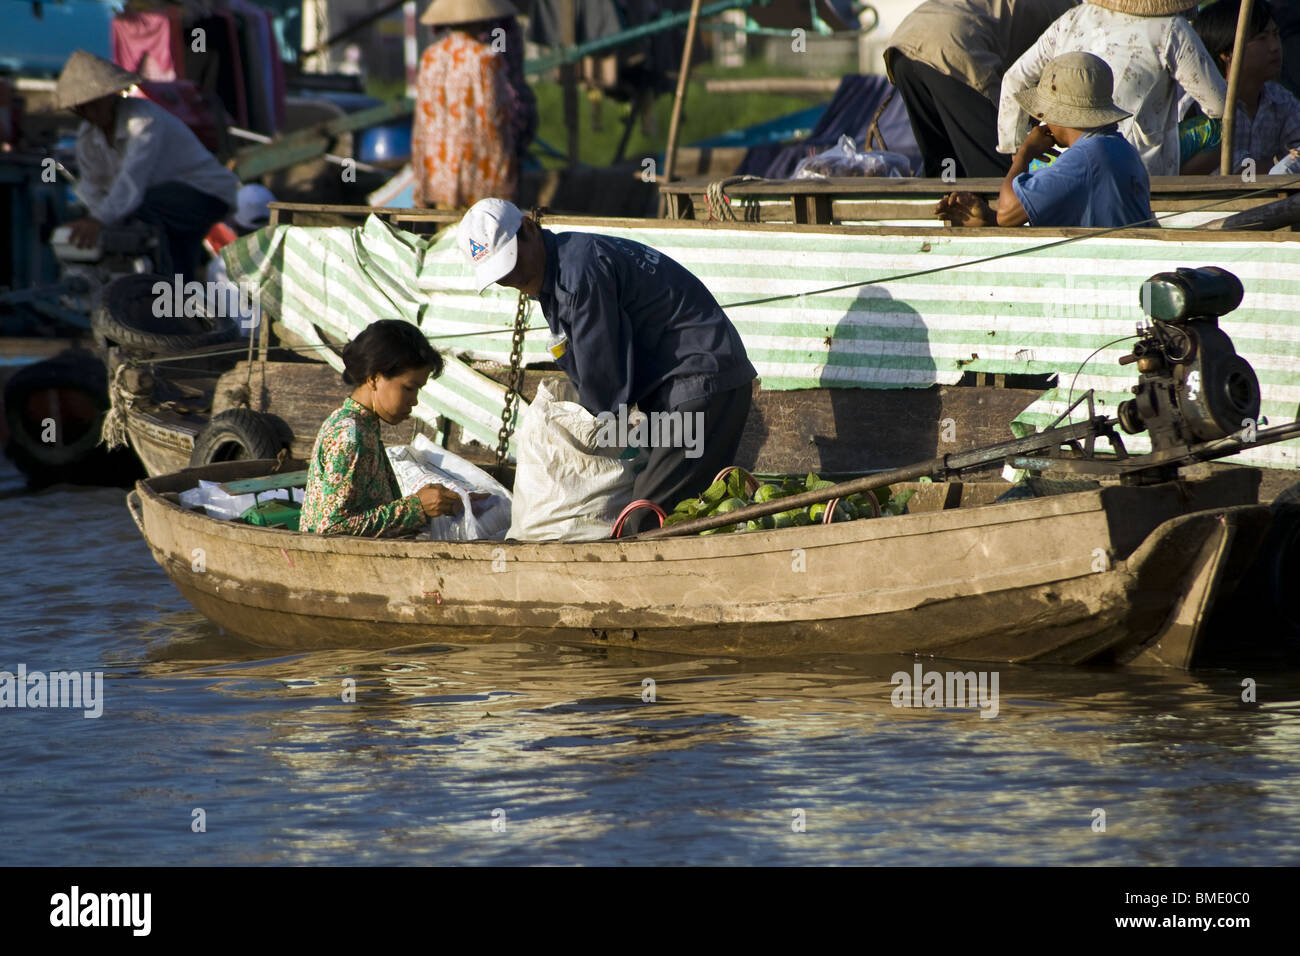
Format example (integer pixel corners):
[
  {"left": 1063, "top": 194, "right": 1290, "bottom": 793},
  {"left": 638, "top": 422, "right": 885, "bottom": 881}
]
[{"left": 1117, "top": 266, "right": 1261, "bottom": 452}]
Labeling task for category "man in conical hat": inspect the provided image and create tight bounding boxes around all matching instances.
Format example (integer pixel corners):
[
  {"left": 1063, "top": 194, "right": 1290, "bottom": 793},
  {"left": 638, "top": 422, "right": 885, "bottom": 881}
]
[
  {"left": 56, "top": 50, "right": 240, "bottom": 282},
  {"left": 997, "top": 0, "right": 1227, "bottom": 177},
  {"left": 412, "top": 0, "right": 537, "bottom": 209}
]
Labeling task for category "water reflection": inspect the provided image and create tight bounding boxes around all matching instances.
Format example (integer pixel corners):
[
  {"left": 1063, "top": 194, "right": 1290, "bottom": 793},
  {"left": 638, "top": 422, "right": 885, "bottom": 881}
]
[{"left": 4, "top": 460, "right": 1300, "bottom": 865}]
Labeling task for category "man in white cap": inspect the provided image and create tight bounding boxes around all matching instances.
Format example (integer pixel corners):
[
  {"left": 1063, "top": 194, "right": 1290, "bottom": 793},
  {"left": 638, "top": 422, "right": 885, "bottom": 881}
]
[
  {"left": 461, "top": 198, "right": 757, "bottom": 535},
  {"left": 937, "top": 52, "right": 1154, "bottom": 228},
  {"left": 55, "top": 49, "right": 240, "bottom": 282}
]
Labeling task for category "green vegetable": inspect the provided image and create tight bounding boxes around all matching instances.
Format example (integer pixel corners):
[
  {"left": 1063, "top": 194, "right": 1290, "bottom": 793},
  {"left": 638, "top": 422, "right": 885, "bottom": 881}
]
[
  {"left": 752, "top": 483, "right": 784, "bottom": 503},
  {"left": 809, "top": 503, "right": 827, "bottom": 523},
  {"left": 698, "top": 479, "right": 729, "bottom": 506}
]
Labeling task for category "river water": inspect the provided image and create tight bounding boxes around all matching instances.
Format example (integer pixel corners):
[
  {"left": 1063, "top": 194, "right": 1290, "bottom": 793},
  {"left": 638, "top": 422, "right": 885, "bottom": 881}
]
[{"left": 3, "top": 455, "right": 1300, "bottom": 867}]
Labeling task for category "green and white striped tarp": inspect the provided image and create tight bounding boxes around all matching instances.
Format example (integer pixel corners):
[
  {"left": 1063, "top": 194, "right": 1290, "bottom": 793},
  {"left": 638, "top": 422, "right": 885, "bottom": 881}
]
[{"left": 225, "top": 215, "right": 1300, "bottom": 470}]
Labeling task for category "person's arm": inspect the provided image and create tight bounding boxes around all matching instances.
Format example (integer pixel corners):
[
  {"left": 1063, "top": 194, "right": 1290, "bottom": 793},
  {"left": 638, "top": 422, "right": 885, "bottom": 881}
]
[
  {"left": 309, "top": 423, "right": 428, "bottom": 537},
  {"left": 94, "top": 105, "right": 168, "bottom": 227},
  {"left": 564, "top": 260, "right": 636, "bottom": 415},
  {"left": 1181, "top": 147, "right": 1221, "bottom": 175},
  {"left": 997, "top": 126, "right": 1056, "bottom": 226},
  {"left": 71, "top": 128, "right": 109, "bottom": 218},
  {"left": 998, "top": 30, "right": 1057, "bottom": 154},
  {"left": 1276, "top": 88, "right": 1300, "bottom": 157},
  {"left": 1168, "top": 18, "right": 1227, "bottom": 120}
]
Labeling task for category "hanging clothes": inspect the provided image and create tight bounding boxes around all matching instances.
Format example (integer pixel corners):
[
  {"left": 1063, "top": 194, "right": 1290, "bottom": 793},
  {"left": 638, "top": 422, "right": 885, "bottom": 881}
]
[
  {"left": 111, "top": 10, "right": 177, "bottom": 81},
  {"left": 184, "top": 10, "right": 249, "bottom": 128}
]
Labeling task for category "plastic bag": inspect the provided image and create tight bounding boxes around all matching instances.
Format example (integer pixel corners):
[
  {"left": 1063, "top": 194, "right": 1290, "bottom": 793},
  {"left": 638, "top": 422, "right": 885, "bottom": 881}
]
[
  {"left": 507, "top": 378, "right": 646, "bottom": 541},
  {"left": 386, "top": 433, "right": 512, "bottom": 540},
  {"left": 792, "top": 134, "right": 912, "bottom": 179}
]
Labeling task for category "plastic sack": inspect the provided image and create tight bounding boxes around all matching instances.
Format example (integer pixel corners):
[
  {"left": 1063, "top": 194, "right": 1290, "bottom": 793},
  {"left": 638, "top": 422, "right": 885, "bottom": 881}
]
[
  {"left": 179, "top": 480, "right": 302, "bottom": 520},
  {"left": 386, "top": 433, "right": 512, "bottom": 541},
  {"left": 792, "top": 135, "right": 912, "bottom": 179},
  {"left": 507, "top": 378, "right": 646, "bottom": 541}
]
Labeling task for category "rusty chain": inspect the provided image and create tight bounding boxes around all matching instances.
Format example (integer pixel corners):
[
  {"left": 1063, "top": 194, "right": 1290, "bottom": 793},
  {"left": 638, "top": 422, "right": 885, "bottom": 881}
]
[{"left": 495, "top": 207, "right": 544, "bottom": 467}]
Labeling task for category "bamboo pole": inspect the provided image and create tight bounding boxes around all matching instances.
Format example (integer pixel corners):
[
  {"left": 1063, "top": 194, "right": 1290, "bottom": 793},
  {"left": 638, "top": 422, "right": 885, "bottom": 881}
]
[
  {"left": 561, "top": 0, "right": 579, "bottom": 168},
  {"left": 661, "top": 0, "right": 704, "bottom": 190},
  {"left": 1220, "top": 0, "right": 1256, "bottom": 176}
]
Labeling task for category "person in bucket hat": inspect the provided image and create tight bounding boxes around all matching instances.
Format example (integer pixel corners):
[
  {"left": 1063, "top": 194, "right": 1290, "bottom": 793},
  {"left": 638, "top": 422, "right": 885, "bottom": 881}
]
[
  {"left": 411, "top": 0, "right": 537, "bottom": 209},
  {"left": 997, "top": 0, "right": 1226, "bottom": 177},
  {"left": 55, "top": 50, "right": 239, "bottom": 282},
  {"left": 937, "top": 52, "right": 1153, "bottom": 227},
  {"left": 459, "top": 198, "right": 757, "bottom": 536}
]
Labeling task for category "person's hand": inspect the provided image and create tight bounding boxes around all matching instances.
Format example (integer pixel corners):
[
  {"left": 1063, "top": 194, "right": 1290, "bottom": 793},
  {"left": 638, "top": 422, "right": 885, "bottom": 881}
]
[
  {"left": 417, "top": 483, "right": 463, "bottom": 517},
  {"left": 67, "top": 217, "right": 103, "bottom": 249},
  {"left": 1019, "top": 125, "right": 1059, "bottom": 163},
  {"left": 935, "top": 191, "right": 995, "bottom": 228},
  {"left": 416, "top": 484, "right": 490, "bottom": 518}
]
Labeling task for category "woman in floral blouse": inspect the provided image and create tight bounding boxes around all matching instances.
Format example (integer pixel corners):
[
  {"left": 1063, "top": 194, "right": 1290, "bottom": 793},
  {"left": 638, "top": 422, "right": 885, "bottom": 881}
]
[{"left": 300, "top": 320, "right": 465, "bottom": 537}]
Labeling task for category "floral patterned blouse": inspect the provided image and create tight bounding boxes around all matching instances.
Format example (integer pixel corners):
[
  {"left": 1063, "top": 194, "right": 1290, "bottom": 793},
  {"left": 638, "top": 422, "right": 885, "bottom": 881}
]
[
  {"left": 299, "top": 398, "right": 426, "bottom": 537},
  {"left": 998, "top": 4, "right": 1227, "bottom": 177},
  {"left": 412, "top": 27, "right": 523, "bottom": 209}
]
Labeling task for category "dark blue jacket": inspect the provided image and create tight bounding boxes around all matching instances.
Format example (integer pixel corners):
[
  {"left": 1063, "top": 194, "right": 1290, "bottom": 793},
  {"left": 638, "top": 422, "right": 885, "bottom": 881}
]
[{"left": 536, "top": 230, "right": 756, "bottom": 414}]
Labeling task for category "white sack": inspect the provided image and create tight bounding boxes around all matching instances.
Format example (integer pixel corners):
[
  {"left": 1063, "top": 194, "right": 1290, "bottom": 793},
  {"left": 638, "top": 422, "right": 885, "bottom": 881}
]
[{"left": 507, "top": 378, "right": 645, "bottom": 541}]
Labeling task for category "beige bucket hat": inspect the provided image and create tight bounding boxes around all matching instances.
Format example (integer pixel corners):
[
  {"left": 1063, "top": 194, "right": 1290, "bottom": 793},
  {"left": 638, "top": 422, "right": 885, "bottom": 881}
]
[
  {"left": 53, "top": 50, "right": 139, "bottom": 111},
  {"left": 420, "top": 0, "right": 519, "bottom": 26},
  {"left": 1013, "top": 52, "right": 1132, "bottom": 130},
  {"left": 1086, "top": 0, "right": 1199, "bottom": 16}
]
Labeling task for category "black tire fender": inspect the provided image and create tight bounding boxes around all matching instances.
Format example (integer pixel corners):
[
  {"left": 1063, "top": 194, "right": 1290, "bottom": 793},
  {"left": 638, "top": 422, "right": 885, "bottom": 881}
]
[
  {"left": 189, "top": 409, "right": 286, "bottom": 466},
  {"left": 92, "top": 273, "right": 241, "bottom": 357}
]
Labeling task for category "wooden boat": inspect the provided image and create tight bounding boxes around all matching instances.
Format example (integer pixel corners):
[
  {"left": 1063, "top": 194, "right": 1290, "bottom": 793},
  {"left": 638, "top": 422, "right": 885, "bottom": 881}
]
[
  {"left": 110, "top": 189, "right": 1300, "bottom": 502},
  {"left": 127, "top": 458, "right": 1274, "bottom": 668}
]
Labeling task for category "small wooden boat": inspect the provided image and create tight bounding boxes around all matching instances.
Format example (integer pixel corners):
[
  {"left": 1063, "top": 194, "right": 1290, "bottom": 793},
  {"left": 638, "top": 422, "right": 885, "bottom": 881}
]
[{"left": 127, "top": 458, "right": 1274, "bottom": 668}]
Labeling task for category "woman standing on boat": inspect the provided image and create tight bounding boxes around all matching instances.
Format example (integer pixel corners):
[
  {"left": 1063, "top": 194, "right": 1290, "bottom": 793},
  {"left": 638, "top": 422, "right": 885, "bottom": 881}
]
[
  {"left": 411, "top": 0, "right": 537, "bottom": 209},
  {"left": 300, "top": 320, "right": 465, "bottom": 537}
]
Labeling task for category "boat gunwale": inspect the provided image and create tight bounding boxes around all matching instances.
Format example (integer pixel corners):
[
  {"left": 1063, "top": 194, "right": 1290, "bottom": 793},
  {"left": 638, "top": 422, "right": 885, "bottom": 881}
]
[{"left": 135, "top": 462, "right": 1128, "bottom": 565}]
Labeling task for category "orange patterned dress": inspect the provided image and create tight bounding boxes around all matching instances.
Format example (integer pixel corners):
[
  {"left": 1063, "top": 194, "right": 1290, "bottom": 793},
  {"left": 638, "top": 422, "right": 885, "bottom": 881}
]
[{"left": 413, "top": 30, "right": 516, "bottom": 209}]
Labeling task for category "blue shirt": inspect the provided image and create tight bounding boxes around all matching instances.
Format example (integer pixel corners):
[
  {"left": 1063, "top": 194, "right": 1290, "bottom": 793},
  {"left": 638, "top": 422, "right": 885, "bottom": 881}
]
[
  {"left": 1011, "top": 128, "right": 1154, "bottom": 228},
  {"left": 536, "top": 230, "right": 757, "bottom": 414}
]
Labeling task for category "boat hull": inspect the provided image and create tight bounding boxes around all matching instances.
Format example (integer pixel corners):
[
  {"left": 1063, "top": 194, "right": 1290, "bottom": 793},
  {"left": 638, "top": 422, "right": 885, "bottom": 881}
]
[{"left": 129, "top": 461, "right": 1270, "bottom": 666}]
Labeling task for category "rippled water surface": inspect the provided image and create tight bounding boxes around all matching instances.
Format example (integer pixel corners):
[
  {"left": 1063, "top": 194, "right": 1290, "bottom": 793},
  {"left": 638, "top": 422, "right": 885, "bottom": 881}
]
[{"left": 3, "top": 457, "right": 1300, "bottom": 866}]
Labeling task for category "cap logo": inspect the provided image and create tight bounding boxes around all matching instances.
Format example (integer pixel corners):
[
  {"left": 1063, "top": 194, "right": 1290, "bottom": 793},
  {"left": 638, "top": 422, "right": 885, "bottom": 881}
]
[{"left": 468, "top": 238, "right": 488, "bottom": 261}]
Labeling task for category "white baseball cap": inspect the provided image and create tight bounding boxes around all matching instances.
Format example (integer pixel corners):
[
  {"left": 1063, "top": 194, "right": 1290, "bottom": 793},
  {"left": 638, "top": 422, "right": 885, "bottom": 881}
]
[
  {"left": 234, "top": 184, "right": 275, "bottom": 230},
  {"left": 461, "top": 198, "right": 523, "bottom": 294}
]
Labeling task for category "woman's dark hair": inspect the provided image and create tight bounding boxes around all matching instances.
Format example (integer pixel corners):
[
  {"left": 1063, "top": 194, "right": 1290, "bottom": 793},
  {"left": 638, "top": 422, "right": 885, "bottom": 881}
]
[
  {"left": 341, "top": 319, "right": 443, "bottom": 386},
  {"left": 1194, "top": 0, "right": 1274, "bottom": 63}
]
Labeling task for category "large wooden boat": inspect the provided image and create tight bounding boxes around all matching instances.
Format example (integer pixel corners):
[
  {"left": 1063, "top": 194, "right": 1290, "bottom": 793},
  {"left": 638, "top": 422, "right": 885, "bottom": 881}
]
[
  {"left": 128, "top": 458, "right": 1274, "bottom": 668},
  {"left": 110, "top": 185, "right": 1300, "bottom": 499}
]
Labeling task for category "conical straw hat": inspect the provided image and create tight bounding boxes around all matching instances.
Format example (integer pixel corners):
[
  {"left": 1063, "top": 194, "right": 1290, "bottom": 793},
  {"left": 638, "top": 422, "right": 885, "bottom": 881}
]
[
  {"left": 54, "top": 50, "right": 138, "bottom": 111},
  {"left": 1086, "top": 0, "right": 1199, "bottom": 17},
  {"left": 420, "top": 0, "right": 519, "bottom": 26}
]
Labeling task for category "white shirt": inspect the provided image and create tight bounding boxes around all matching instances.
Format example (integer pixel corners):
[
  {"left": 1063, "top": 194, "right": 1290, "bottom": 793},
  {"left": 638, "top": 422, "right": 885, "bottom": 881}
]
[
  {"left": 997, "top": 5, "right": 1226, "bottom": 176},
  {"left": 74, "top": 96, "right": 240, "bottom": 227}
]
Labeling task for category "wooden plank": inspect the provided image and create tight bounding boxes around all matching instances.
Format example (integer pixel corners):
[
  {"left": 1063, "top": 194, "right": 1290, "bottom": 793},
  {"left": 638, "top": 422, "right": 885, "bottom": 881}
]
[
  {"left": 658, "top": 174, "right": 1300, "bottom": 197},
  {"left": 220, "top": 470, "right": 310, "bottom": 494},
  {"left": 1208, "top": 193, "right": 1300, "bottom": 231},
  {"left": 704, "top": 77, "right": 841, "bottom": 94}
]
